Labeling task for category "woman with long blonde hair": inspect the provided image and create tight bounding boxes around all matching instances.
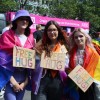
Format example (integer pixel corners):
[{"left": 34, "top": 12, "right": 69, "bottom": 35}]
[{"left": 65, "top": 28, "right": 100, "bottom": 100}]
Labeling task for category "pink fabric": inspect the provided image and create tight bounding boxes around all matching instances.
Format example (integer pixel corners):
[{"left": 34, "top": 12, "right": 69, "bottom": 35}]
[
  {"left": 0, "top": 29, "right": 35, "bottom": 71},
  {"left": 0, "top": 29, "right": 35, "bottom": 54}
]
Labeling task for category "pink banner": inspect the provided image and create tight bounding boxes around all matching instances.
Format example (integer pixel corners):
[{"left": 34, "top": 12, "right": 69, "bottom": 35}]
[{"left": 7, "top": 12, "right": 89, "bottom": 29}]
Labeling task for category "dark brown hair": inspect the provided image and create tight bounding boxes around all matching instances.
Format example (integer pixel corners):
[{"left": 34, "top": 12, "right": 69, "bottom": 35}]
[{"left": 42, "top": 20, "right": 69, "bottom": 54}]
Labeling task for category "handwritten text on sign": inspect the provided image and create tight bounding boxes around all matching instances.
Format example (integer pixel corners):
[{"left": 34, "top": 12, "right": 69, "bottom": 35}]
[
  {"left": 13, "top": 46, "right": 35, "bottom": 69},
  {"left": 68, "top": 65, "right": 93, "bottom": 92},
  {"left": 40, "top": 51, "right": 66, "bottom": 71}
]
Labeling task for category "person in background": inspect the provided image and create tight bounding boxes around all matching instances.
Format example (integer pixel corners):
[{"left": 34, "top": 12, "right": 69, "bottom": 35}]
[
  {"left": 33, "top": 24, "right": 43, "bottom": 43},
  {"left": 31, "top": 20, "right": 69, "bottom": 100},
  {"left": 0, "top": 9, "right": 34, "bottom": 100},
  {"left": 65, "top": 28, "right": 100, "bottom": 100},
  {"left": 2, "top": 21, "right": 12, "bottom": 34},
  {"left": 31, "top": 25, "right": 43, "bottom": 100},
  {"left": 92, "top": 32, "right": 100, "bottom": 55}
]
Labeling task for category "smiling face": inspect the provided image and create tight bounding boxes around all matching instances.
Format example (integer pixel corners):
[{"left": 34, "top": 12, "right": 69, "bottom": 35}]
[
  {"left": 16, "top": 17, "right": 29, "bottom": 30},
  {"left": 74, "top": 32, "right": 86, "bottom": 49},
  {"left": 47, "top": 24, "right": 58, "bottom": 42}
]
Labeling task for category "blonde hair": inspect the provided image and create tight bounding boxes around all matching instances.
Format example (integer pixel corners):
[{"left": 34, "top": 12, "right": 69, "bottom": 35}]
[{"left": 69, "top": 28, "right": 95, "bottom": 49}]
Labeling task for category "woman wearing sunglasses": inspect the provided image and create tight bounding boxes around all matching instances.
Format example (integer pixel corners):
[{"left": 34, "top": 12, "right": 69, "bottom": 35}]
[
  {"left": 65, "top": 28, "right": 100, "bottom": 100},
  {"left": 0, "top": 10, "right": 34, "bottom": 100}
]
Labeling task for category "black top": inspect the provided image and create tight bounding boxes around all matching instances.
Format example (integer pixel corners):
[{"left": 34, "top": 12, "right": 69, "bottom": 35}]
[{"left": 33, "top": 30, "right": 43, "bottom": 42}]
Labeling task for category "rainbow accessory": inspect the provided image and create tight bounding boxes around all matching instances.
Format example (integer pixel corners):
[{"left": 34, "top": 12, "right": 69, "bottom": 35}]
[
  {"left": 70, "top": 45, "right": 100, "bottom": 82},
  {"left": 64, "top": 45, "right": 100, "bottom": 100},
  {"left": 92, "top": 39, "right": 100, "bottom": 55}
]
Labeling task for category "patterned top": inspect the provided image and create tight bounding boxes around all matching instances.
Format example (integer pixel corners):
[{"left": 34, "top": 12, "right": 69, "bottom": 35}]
[{"left": 75, "top": 49, "right": 84, "bottom": 66}]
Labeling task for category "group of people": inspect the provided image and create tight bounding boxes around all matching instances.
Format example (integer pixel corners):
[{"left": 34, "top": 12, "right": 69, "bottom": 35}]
[{"left": 0, "top": 9, "right": 100, "bottom": 100}]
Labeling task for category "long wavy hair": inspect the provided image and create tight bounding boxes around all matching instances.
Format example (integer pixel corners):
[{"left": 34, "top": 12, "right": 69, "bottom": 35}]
[
  {"left": 69, "top": 28, "right": 95, "bottom": 50},
  {"left": 42, "top": 20, "right": 69, "bottom": 54}
]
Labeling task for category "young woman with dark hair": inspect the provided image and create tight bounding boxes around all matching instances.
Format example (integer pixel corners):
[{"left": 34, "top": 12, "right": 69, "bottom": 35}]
[
  {"left": 31, "top": 20, "right": 69, "bottom": 100},
  {"left": 0, "top": 9, "right": 34, "bottom": 100}
]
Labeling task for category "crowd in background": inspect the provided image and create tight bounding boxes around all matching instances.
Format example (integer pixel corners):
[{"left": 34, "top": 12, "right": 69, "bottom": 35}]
[{"left": 0, "top": 9, "right": 100, "bottom": 100}]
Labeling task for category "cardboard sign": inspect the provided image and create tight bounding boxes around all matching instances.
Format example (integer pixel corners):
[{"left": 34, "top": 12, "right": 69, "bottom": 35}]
[
  {"left": 13, "top": 46, "right": 35, "bottom": 69},
  {"left": 68, "top": 65, "right": 94, "bottom": 92},
  {"left": 40, "top": 51, "right": 66, "bottom": 71}
]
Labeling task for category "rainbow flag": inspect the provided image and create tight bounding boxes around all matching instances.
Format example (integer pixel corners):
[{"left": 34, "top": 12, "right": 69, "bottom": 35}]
[
  {"left": 70, "top": 45, "right": 100, "bottom": 82},
  {"left": 92, "top": 39, "right": 100, "bottom": 55},
  {"left": 64, "top": 45, "right": 100, "bottom": 100},
  {"left": 92, "top": 39, "right": 100, "bottom": 46}
]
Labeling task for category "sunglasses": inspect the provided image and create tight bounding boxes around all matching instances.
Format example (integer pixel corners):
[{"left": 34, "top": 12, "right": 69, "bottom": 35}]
[
  {"left": 74, "top": 35, "right": 84, "bottom": 39},
  {"left": 18, "top": 17, "right": 29, "bottom": 21}
]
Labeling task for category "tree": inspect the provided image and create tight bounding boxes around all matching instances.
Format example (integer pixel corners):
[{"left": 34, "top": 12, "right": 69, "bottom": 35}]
[
  {"left": 0, "top": 0, "right": 18, "bottom": 13},
  {"left": 0, "top": 0, "right": 100, "bottom": 33},
  {"left": 0, "top": 0, "right": 29, "bottom": 13},
  {"left": 49, "top": 0, "right": 100, "bottom": 33},
  {"left": 17, "top": 0, "right": 28, "bottom": 9},
  {"left": 76, "top": 0, "right": 100, "bottom": 33},
  {"left": 49, "top": 0, "right": 78, "bottom": 19}
]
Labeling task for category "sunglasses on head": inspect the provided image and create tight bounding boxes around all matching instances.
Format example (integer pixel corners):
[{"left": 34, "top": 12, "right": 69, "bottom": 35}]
[{"left": 74, "top": 35, "right": 84, "bottom": 39}]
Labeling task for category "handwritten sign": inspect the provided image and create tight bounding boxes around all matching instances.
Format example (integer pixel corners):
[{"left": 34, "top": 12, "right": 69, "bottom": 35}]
[
  {"left": 13, "top": 46, "right": 35, "bottom": 69},
  {"left": 40, "top": 51, "right": 66, "bottom": 71},
  {"left": 68, "top": 65, "right": 94, "bottom": 92}
]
